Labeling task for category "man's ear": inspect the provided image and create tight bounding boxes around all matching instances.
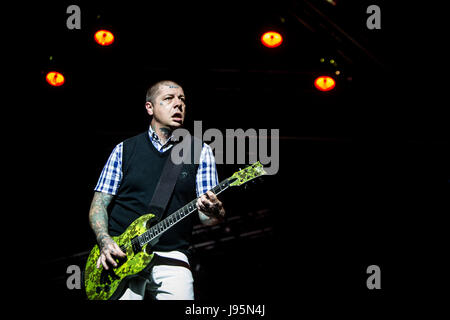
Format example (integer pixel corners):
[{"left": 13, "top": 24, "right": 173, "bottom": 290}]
[{"left": 145, "top": 101, "right": 154, "bottom": 116}]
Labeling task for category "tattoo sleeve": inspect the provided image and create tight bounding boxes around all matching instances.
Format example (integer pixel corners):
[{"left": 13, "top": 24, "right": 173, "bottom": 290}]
[{"left": 89, "top": 191, "right": 114, "bottom": 248}]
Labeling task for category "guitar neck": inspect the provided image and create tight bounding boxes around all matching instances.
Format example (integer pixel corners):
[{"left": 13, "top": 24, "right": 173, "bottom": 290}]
[{"left": 138, "top": 177, "right": 232, "bottom": 247}]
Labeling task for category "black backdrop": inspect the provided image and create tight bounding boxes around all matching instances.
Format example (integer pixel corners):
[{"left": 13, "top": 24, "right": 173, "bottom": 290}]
[{"left": 26, "top": 0, "right": 449, "bottom": 316}]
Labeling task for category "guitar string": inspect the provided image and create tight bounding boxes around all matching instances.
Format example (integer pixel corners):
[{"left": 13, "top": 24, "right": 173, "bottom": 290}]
[
  {"left": 107, "top": 171, "right": 260, "bottom": 265},
  {"left": 135, "top": 178, "right": 231, "bottom": 248},
  {"left": 119, "top": 175, "right": 253, "bottom": 253}
]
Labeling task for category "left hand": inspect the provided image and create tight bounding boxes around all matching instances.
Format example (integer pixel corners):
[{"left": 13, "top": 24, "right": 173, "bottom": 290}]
[{"left": 196, "top": 190, "right": 225, "bottom": 220}]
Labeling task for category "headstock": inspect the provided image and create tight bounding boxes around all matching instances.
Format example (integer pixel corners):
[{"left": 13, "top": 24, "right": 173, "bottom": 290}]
[{"left": 228, "top": 161, "right": 267, "bottom": 187}]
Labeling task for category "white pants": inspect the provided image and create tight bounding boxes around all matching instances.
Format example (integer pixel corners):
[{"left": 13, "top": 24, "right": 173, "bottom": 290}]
[{"left": 118, "top": 251, "right": 194, "bottom": 300}]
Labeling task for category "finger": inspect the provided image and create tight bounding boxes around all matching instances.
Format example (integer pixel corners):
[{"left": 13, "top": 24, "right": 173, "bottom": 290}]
[
  {"left": 201, "top": 197, "right": 213, "bottom": 209},
  {"left": 105, "top": 252, "right": 117, "bottom": 267},
  {"left": 206, "top": 191, "right": 216, "bottom": 200},
  {"left": 209, "top": 192, "right": 221, "bottom": 205},
  {"left": 197, "top": 198, "right": 206, "bottom": 211},
  {"left": 205, "top": 196, "right": 219, "bottom": 208},
  {"left": 101, "top": 254, "right": 109, "bottom": 270},
  {"left": 113, "top": 243, "right": 126, "bottom": 257},
  {"left": 198, "top": 203, "right": 207, "bottom": 213},
  {"left": 198, "top": 200, "right": 210, "bottom": 213},
  {"left": 96, "top": 256, "right": 102, "bottom": 269},
  {"left": 210, "top": 197, "right": 219, "bottom": 205}
]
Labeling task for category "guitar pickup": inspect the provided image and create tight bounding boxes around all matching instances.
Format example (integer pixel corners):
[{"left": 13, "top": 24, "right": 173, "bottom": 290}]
[{"left": 131, "top": 236, "right": 142, "bottom": 254}]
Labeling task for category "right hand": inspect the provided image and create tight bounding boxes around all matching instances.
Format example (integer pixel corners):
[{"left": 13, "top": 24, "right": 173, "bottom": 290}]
[{"left": 96, "top": 235, "right": 127, "bottom": 270}]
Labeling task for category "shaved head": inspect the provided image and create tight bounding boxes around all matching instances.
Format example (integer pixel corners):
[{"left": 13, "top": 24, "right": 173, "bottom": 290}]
[{"left": 146, "top": 80, "right": 182, "bottom": 104}]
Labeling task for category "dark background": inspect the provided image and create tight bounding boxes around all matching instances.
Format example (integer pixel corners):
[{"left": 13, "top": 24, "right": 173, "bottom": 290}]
[{"left": 28, "top": 0, "right": 448, "bottom": 315}]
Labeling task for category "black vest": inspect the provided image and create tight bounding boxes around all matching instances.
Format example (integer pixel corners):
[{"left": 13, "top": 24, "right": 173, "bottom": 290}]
[{"left": 107, "top": 132, "right": 200, "bottom": 257}]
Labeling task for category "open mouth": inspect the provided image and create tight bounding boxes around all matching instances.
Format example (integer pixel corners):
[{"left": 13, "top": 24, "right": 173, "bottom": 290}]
[{"left": 172, "top": 113, "right": 183, "bottom": 123}]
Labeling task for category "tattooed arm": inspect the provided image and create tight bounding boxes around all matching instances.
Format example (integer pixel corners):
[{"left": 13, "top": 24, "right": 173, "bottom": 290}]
[{"left": 89, "top": 191, "right": 126, "bottom": 270}]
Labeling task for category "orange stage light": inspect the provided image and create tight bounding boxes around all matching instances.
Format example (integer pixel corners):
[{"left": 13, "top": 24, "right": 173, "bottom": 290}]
[
  {"left": 261, "top": 31, "right": 283, "bottom": 48},
  {"left": 94, "top": 30, "right": 114, "bottom": 46},
  {"left": 314, "top": 76, "right": 336, "bottom": 91},
  {"left": 46, "top": 71, "right": 65, "bottom": 87}
]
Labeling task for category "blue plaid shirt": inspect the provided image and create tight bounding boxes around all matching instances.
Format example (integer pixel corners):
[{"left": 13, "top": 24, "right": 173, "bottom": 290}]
[{"left": 94, "top": 126, "right": 219, "bottom": 197}]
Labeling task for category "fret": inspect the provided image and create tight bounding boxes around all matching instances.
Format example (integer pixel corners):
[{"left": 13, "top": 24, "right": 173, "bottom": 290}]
[
  {"left": 139, "top": 177, "right": 236, "bottom": 246},
  {"left": 209, "top": 179, "right": 229, "bottom": 197}
]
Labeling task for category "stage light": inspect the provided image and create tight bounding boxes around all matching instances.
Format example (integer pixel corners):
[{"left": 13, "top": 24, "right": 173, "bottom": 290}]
[
  {"left": 261, "top": 31, "right": 283, "bottom": 48},
  {"left": 46, "top": 71, "right": 65, "bottom": 87},
  {"left": 314, "top": 76, "right": 335, "bottom": 91},
  {"left": 94, "top": 30, "right": 114, "bottom": 46}
]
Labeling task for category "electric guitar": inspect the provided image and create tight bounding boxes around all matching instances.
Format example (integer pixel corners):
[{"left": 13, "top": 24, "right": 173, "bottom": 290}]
[{"left": 84, "top": 161, "right": 267, "bottom": 300}]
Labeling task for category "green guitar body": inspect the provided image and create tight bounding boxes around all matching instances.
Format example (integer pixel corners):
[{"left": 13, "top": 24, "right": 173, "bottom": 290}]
[{"left": 84, "top": 213, "right": 157, "bottom": 300}]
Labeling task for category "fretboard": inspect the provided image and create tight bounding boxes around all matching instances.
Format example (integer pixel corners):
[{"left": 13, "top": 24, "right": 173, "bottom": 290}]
[{"left": 138, "top": 177, "right": 232, "bottom": 247}]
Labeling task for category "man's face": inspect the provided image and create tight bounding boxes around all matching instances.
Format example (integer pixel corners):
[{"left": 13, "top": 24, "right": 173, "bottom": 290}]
[{"left": 146, "top": 84, "right": 186, "bottom": 128}]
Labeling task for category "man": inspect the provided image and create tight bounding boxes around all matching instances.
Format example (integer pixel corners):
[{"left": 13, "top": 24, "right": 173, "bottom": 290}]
[{"left": 88, "top": 80, "right": 225, "bottom": 300}]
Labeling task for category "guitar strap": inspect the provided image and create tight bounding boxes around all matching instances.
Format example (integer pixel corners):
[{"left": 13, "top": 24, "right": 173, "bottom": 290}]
[{"left": 147, "top": 144, "right": 184, "bottom": 222}]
